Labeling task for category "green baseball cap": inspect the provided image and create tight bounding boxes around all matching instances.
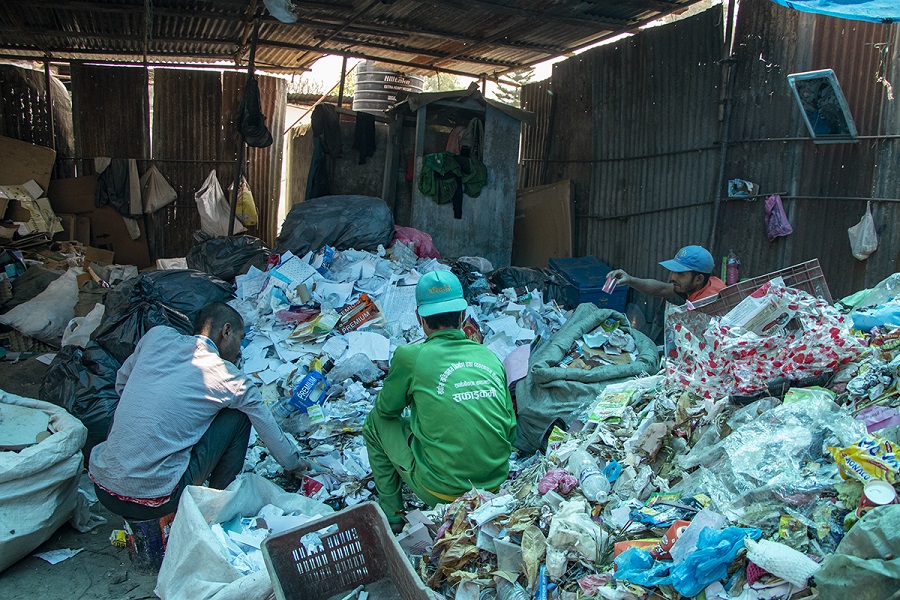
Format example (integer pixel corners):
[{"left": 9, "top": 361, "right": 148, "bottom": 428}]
[{"left": 416, "top": 270, "right": 468, "bottom": 317}]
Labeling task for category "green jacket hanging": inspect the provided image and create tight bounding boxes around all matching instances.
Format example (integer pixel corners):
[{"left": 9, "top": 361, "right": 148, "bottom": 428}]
[{"left": 418, "top": 151, "right": 488, "bottom": 205}]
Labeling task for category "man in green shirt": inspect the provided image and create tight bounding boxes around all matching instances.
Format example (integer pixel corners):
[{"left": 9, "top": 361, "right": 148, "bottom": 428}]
[{"left": 362, "top": 270, "right": 517, "bottom": 531}]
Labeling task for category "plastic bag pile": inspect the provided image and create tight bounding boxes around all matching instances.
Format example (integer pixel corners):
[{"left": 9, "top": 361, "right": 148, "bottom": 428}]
[{"left": 380, "top": 274, "right": 900, "bottom": 600}]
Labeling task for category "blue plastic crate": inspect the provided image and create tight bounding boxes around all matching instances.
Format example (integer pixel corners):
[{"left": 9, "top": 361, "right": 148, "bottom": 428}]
[{"left": 548, "top": 256, "right": 628, "bottom": 313}]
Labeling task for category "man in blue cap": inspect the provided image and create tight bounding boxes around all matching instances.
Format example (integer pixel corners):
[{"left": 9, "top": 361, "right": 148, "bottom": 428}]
[
  {"left": 608, "top": 245, "right": 725, "bottom": 303},
  {"left": 362, "top": 270, "right": 516, "bottom": 532}
]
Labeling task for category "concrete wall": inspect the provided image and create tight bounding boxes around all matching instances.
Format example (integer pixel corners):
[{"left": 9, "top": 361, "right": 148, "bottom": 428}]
[{"left": 408, "top": 104, "right": 521, "bottom": 268}]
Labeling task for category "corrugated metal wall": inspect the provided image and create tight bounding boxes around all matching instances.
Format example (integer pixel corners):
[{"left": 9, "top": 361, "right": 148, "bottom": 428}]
[
  {"left": 519, "top": 79, "right": 553, "bottom": 189},
  {"left": 0, "top": 64, "right": 75, "bottom": 180},
  {"left": 519, "top": 3, "right": 899, "bottom": 300},
  {"left": 71, "top": 63, "right": 149, "bottom": 161},
  {"left": 721, "top": 1, "right": 899, "bottom": 297},
  {"left": 67, "top": 65, "right": 286, "bottom": 260}
]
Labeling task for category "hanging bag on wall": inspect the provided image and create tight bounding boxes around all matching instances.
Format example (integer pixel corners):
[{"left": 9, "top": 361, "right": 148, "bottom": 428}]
[
  {"left": 237, "top": 77, "right": 274, "bottom": 148},
  {"left": 848, "top": 201, "right": 878, "bottom": 261},
  {"left": 141, "top": 165, "right": 178, "bottom": 213},
  {"left": 234, "top": 177, "right": 259, "bottom": 227},
  {"left": 194, "top": 169, "right": 246, "bottom": 238},
  {"left": 764, "top": 194, "right": 794, "bottom": 242}
]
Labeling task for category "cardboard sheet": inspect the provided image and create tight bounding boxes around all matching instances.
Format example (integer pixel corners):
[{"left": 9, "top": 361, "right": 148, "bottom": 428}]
[{"left": 512, "top": 180, "right": 573, "bottom": 268}]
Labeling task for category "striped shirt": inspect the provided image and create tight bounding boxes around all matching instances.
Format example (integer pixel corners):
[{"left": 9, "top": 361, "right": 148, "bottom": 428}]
[{"left": 89, "top": 326, "right": 303, "bottom": 499}]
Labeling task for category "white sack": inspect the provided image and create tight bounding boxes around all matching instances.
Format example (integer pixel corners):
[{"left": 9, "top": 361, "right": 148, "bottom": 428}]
[
  {"left": 0, "top": 268, "right": 81, "bottom": 345},
  {"left": 194, "top": 169, "right": 246, "bottom": 238},
  {"left": 0, "top": 391, "right": 87, "bottom": 572},
  {"left": 155, "top": 473, "right": 332, "bottom": 600},
  {"left": 141, "top": 164, "right": 178, "bottom": 213}
]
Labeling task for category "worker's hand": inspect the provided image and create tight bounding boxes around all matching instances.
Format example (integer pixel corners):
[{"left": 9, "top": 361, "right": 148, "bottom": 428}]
[
  {"left": 285, "top": 458, "right": 313, "bottom": 479},
  {"left": 607, "top": 269, "right": 633, "bottom": 285}
]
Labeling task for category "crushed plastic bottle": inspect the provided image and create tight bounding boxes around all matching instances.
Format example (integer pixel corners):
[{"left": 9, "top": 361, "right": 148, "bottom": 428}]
[
  {"left": 496, "top": 578, "right": 530, "bottom": 600},
  {"left": 567, "top": 448, "right": 610, "bottom": 502}
]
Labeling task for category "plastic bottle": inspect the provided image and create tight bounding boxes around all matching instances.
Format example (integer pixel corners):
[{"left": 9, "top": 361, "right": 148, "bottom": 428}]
[
  {"left": 495, "top": 578, "right": 530, "bottom": 600},
  {"left": 567, "top": 449, "right": 610, "bottom": 502},
  {"left": 726, "top": 251, "right": 740, "bottom": 286}
]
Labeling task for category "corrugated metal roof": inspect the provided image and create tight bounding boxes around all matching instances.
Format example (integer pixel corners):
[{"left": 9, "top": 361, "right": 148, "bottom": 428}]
[{"left": 0, "top": 0, "right": 708, "bottom": 77}]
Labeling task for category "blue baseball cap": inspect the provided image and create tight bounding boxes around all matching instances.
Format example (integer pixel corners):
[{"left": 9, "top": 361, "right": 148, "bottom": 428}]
[
  {"left": 416, "top": 270, "right": 468, "bottom": 317},
  {"left": 659, "top": 246, "right": 715, "bottom": 274}
]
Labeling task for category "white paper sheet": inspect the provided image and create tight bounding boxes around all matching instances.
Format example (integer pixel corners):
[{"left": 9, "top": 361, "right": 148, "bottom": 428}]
[
  {"left": 343, "top": 331, "right": 390, "bottom": 361},
  {"left": 381, "top": 283, "right": 420, "bottom": 331},
  {"left": 34, "top": 548, "right": 83, "bottom": 564}
]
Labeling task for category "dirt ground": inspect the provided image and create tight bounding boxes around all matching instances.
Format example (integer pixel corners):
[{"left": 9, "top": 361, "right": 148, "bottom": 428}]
[{"left": 0, "top": 355, "right": 158, "bottom": 600}]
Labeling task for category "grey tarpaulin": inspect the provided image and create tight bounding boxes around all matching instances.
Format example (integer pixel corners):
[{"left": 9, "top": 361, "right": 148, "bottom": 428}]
[
  {"left": 275, "top": 195, "right": 394, "bottom": 257},
  {"left": 514, "top": 304, "right": 659, "bottom": 454},
  {"left": 815, "top": 505, "right": 900, "bottom": 600}
]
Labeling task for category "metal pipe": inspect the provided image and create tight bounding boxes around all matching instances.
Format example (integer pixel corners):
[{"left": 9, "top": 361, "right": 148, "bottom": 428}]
[{"left": 229, "top": 19, "right": 259, "bottom": 237}]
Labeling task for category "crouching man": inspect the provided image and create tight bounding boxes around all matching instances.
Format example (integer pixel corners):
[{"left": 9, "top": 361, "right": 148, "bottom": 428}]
[
  {"left": 362, "top": 271, "right": 517, "bottom": 531},
  {"left": 90, "top": 302, "right": 307, "bottom": 520}
]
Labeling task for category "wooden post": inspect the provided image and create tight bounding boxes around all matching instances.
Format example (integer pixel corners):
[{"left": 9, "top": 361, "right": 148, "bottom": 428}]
[{"left": 337, "top": 55, "right": 348, "bottom": 108}]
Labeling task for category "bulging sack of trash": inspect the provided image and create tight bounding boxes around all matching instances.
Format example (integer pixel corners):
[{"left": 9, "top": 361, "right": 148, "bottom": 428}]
[
  {"left": 275, "top": 195, "right": 394, "bottom": 257},
  {"left": 92, "top": 269, "right": 233, "bottom": 364},
  {"left": 186, "top": 236, "right": 270, "bottom": 282},
  {"left": 39, "top": 341, "right": 122, "bottom": 460},
  {"left": 0, "top": 391, "right": 87, "bottom": 573},
  {"left": 0, "top": 268, "right": 81, "bottom": 346}
]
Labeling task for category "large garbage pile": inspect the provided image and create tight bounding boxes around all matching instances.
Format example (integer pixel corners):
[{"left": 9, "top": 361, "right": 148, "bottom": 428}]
[
  {"left": 387, "top": 272, "right": 900, "bottom": 600},
  {"left": 5, "top": 223, "right": 900, "bottom": 598}
]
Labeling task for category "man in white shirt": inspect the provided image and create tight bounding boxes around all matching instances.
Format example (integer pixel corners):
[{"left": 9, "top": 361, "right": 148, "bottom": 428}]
[{"left": 90, "top": 302, "right": 307, "bottom": 520}]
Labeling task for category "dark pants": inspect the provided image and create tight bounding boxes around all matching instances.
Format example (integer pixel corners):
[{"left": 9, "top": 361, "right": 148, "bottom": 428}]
[{"left": 95, "top": 409, "right": 252, "bottom": 521}]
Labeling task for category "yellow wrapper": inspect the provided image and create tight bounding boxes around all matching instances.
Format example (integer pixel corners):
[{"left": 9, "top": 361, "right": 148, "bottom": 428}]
[{"left": 828, "top": 434, "right": 900, "bottom": 484}]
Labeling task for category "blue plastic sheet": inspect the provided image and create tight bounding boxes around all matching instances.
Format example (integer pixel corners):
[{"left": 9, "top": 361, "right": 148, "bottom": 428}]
[
  {"left": 615, "top": 527, "right": 763, "bottom": 597},
  {"left": 770, "top": 0, "right": 899, "bottom": 23}
]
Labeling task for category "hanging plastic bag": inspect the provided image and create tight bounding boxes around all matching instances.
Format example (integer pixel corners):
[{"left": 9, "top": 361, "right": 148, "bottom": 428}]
[
  {"left": 848, "top": 201, "right": 878, "bottom": 260},
  {"left": 764, "top": 194, "right": 793, "bottom": 242},
  {"left": 194, "top": 169, "right": 246, "bottom": 238},
  {"left": 140, "top": 164, "right": 178, "bottom": 213},
  {"left": 233, "top": 177, "right": 259, "bottom": 226}
]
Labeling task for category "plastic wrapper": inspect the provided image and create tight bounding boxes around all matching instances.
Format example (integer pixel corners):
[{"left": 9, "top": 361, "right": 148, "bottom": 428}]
[
  {"left": 186, "top": 235, "right": 270, "bottom": 282},
  {"left": 275, "top": 195, "right": 394, "bottom": 256},
  {"left": 615, "top": 527, "right": 761, "bottom": 597},
  {"left": 828, "top": 433, "right": 900, "bottom": 484},
  {"left": 537, "top": 469, "right": 578, "bottom": 495},
  {"left": 666, "top": 279, "right": 866, "bottom": 399},
  {"left": 676, "top": 397, "right": 866, "bottom": 526}
]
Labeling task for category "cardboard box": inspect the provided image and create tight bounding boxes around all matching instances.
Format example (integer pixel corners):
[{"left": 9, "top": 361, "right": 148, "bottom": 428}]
[
  {"left": 47, "top": 176, "right": 152, "bottom": 269},
  {"left": 55, "top": 214, "right": 91, "bottom": 243}
]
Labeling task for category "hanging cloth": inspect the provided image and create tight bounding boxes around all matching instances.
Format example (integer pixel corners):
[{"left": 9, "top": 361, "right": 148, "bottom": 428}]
[
  {"left": 353, "top": 111, "right": 377, "bottom": 165},
  {"left": 237, "top": 77, "right": 274, "bottom": 148}
]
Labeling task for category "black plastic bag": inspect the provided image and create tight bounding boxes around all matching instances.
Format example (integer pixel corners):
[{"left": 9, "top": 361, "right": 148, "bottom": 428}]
[
  {"left": 39, "top": 341, "right": 122, "bottom": 462},
  {"left": 92, "top": 269, "right": 233, "bottom": 363},
  {"left": 186, "top": 235, "right": 270, "bottom": 282},
  {"left": 237, "top": 77, "right": 273, "bottom": 148},
  {"left": 276, "top": 195, "right": 394, "bottom": 256},
  {"left": 487, "top": 266, "right": 569, "bottom": 306}
]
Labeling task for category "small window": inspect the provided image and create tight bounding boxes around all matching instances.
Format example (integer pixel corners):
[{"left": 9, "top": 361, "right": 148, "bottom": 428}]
[{"left": 787, "top": 69, "right": 858, "bottom": 144}]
